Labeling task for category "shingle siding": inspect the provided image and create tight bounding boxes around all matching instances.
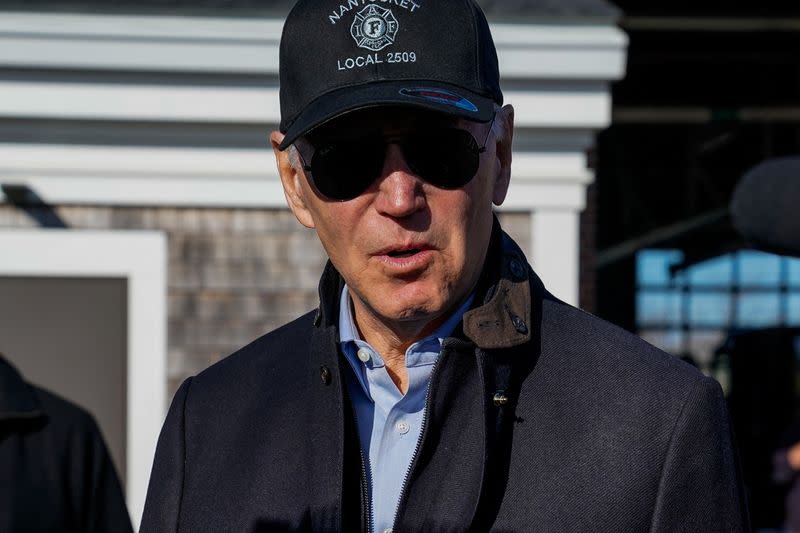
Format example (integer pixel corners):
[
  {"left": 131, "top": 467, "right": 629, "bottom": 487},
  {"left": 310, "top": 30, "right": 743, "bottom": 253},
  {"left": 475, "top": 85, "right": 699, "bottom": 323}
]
[{"left": 0, "top": 205, "right": 326, "bottom": 397}]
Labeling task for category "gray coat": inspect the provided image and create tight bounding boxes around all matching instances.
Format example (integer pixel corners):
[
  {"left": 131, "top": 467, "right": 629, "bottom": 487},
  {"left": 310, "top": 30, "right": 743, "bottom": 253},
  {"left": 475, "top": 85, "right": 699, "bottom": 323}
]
[{"left": 141, "top": 224, "right": 749, "bottom": 532}]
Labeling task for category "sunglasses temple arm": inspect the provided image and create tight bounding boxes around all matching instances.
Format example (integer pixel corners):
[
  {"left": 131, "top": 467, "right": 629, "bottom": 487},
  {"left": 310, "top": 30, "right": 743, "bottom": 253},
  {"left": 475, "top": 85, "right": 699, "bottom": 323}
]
[{"left": 479, "top": 112, "right": 497, "bottom": 152}]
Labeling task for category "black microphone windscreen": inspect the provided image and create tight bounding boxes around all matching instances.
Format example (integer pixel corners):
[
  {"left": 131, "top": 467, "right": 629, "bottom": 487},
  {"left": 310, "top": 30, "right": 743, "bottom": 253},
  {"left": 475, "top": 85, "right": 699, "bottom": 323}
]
[{"left": 730, "top": 157, "right": 800, "bottom": 258}]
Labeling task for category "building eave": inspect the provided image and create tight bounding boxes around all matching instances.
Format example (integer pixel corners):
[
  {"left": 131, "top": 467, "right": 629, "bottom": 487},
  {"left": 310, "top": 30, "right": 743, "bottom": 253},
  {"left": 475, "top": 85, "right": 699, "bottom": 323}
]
[{"left": 0, "top": 11, "right": 627, "bottom": 80}]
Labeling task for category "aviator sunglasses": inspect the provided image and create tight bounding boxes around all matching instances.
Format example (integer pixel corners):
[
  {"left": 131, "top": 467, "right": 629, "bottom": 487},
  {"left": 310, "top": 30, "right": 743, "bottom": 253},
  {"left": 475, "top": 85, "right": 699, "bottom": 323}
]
[{"left": 296, "top": 114, "right": 496, "bottom": 201}]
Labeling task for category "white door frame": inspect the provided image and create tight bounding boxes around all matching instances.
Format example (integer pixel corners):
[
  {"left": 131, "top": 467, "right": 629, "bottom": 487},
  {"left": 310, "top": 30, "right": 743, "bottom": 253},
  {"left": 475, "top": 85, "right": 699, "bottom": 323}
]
[{"left": 0, "top": 228, "right": 167, "bottom": 530}]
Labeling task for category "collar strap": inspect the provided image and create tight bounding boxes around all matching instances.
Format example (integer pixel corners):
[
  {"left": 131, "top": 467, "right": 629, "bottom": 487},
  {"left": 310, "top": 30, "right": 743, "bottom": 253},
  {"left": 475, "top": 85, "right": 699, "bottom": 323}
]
[{"left": 462, "top": 239, "right": 531, "bottom": 350}]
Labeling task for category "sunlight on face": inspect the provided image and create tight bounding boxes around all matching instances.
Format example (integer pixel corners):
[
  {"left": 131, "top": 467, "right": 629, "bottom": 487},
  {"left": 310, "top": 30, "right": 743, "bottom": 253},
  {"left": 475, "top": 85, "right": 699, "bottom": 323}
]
[{"left": 290, "top": 107, "right": 508, "bottom": 336}]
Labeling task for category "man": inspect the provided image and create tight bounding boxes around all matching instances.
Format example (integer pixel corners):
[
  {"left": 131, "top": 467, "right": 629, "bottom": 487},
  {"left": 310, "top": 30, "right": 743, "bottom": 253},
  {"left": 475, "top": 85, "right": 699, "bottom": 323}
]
[
  {"left": 142, "top": 1, "right": 750, "bottom": 531},
  {"left": 0, "top": 355, "right": 133, "bottom": 532}
]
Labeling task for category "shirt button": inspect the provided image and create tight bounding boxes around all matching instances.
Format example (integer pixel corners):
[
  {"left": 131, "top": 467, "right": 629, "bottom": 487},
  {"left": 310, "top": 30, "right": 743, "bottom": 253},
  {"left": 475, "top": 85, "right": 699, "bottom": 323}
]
[
  {"left": 395, "top": 421, "right": 410, "bottom": 434},
  {"left": 357, "top": 348, "right": 371, "bottom": 363}
]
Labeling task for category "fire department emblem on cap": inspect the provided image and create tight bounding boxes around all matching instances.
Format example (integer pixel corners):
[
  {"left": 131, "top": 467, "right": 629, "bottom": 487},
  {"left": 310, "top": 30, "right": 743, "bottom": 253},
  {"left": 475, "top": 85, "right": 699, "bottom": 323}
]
[{"left": 350, "top": 5, "right": 399, "bottom": 52}]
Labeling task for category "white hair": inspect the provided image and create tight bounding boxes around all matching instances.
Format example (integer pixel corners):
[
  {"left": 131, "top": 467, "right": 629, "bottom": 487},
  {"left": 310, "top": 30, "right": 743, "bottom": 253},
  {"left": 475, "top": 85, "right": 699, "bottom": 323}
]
[
  {"left": 490, "top": 103, "right": 504, "bottom": 139},
  {"left": 286, "top": 144, "right": 302, "bottom": 170}
]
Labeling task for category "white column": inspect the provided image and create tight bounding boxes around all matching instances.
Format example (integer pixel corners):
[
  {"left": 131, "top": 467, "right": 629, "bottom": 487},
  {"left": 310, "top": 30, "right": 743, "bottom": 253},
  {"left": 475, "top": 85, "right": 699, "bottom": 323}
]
[{"left": 531, "top": 209, "right": 581, "bottom": 306}]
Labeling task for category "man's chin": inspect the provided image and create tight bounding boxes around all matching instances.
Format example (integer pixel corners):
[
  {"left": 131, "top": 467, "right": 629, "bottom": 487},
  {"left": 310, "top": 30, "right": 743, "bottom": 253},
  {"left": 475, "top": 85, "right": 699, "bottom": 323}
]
[
  {"left": 353, "top": 281, "right": 455, "bottom": 327},
  {"left": 392, "top": 306, "right": 440, "bottom": 323},
  {"left": 370, "top": 297, "right": 443, "bottom": 326},
  {"left": 385, "top": 295, "right": 464, "bottom": 330}
]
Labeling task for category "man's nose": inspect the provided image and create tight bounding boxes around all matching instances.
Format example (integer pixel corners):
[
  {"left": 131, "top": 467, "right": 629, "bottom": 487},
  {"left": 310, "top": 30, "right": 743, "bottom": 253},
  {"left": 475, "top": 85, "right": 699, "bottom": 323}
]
[{"left": 373, "top": 144, "right": 426, "bottom": 218}]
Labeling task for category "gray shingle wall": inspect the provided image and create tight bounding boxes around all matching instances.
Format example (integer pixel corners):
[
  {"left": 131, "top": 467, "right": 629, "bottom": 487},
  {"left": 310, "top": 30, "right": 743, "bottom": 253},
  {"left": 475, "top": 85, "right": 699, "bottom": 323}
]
[
  {"left": 0, "top": 206, "right": 324, "bottom": 396},
  {"left": 0, "top": 205, "right": 531, "bottom": 398}
]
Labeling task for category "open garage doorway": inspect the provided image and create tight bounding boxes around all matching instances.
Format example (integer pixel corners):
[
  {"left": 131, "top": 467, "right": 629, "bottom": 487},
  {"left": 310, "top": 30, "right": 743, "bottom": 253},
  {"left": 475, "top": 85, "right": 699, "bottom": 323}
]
[
  {"left": 0, "top": 229, "right": 166, "bottom": 529},
  {"left": 0, "top": 276, "right": 128, "bottom": 485}
]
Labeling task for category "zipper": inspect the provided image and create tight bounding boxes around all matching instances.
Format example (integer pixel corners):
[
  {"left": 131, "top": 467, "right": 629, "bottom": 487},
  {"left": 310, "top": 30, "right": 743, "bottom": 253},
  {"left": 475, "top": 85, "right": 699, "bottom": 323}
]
[
  {"left": 361, "top": 432, "right": 375, "bottom": 533},
  {"left": 390, "top": 342, "right": 452, "bottom": 530},
  {"left": 345, "top": 384, "right": 374, "bottom": 533}
]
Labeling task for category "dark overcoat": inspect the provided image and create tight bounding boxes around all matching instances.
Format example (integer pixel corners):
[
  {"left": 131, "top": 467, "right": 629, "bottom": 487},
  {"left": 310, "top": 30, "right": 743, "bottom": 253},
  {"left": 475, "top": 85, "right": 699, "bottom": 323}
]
[
  {"left": 0, "top": 356, "right": 133, "bottom": 533},
  {"left": 142, "top": 226, "right": 750, "bottom": 532}
]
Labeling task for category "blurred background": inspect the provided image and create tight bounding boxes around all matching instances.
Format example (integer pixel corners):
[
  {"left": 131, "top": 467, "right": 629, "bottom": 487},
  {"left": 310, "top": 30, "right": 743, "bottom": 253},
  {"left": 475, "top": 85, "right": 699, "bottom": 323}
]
[{"left": 0, "top": 0, "right": 798, "bottom": 529}]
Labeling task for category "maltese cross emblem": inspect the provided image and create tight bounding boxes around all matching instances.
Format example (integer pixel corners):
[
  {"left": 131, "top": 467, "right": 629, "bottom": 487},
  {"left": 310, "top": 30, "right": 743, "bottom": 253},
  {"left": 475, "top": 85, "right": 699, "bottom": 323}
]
[{"left": 350, "top": 5, "right": 399, "bottom": 52}]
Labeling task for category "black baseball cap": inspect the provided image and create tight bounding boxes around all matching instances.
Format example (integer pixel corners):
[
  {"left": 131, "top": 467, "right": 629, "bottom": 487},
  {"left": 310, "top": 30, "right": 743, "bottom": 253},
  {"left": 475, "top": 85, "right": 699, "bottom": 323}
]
[{"left": 278, "top": 0, "right": 503, "bottom": 150}]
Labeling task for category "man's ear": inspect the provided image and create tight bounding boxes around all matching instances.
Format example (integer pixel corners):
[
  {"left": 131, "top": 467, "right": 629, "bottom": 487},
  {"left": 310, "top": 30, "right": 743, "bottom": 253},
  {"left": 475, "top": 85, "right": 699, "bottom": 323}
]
[
  {"left": 270, "top": 131, "right": 316, "bottom": 229},
  {"left": 492, "top": 104, "right": 514, "bottom": 206}
]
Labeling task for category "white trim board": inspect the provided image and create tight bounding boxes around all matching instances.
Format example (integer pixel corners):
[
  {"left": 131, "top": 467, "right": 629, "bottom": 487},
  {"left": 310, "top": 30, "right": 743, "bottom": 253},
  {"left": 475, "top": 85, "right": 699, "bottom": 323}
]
[
  {"left": 0, "top": 82, "right": 611, "bottom": 130},
  {"left": 0, "top": 143, "right": 592, "bottom": 209},
  {"left": 532, "top": 210, "right": 581, "bottom": 305},
  {"left": 0, "top": 12, "right": 628, "bottom": 80},
  {"left": 0, "top": 229, "right": 167, "bottom": 532},
  {"left": 0, "top": 144, "right": 593, "bottom": 183},
  {"left": 0, "top": 177, "right": 586, "bottom": 211}
]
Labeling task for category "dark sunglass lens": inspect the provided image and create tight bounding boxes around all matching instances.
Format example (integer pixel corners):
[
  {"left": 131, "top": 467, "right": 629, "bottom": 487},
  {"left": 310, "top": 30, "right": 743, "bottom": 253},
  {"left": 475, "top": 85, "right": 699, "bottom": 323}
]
[
  {"left": 404, "top": 129, "right": 479, "bottom": 189},
  {"left": 310, "top": 140, "right": 384, "bottom": 200}
]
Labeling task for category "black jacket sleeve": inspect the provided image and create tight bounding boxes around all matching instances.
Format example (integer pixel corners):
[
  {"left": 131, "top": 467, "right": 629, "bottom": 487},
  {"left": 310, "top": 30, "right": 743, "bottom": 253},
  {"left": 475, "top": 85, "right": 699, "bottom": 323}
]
[
  {"left": 140, "top": 378, "right": 193, "bottom": 533},
  {"left": 74, "top": 414, "right": 134, "bottom": 533},
  {"left": 649, "top": 376, "right": 750, "bottom": 532}
]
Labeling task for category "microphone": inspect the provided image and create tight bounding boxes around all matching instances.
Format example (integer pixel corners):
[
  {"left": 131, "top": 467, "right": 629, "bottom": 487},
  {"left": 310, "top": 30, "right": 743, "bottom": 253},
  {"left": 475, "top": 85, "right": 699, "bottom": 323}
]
[{"left": 730, "top": 157, "right": 800, "bottom": 258}]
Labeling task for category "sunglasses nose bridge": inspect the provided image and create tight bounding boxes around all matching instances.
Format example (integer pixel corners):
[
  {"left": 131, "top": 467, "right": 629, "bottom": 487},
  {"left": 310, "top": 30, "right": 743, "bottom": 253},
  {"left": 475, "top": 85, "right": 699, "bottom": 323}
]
[
  {"left": 374, "top": 143, "right": 427, "bottom": 217},
  {"left": 381, "top": 142, "right": 414, "bottom": 176}
]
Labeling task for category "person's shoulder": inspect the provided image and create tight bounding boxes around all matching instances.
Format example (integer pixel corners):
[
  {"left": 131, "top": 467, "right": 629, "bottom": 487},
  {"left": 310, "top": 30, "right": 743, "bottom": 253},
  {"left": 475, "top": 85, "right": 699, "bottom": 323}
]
[
  {"left": 34, "top": 386, "right": 96, "bottom": 427},
  {"left": 0, "top": 356, "right": 100, "bottom": 438},
  {"left": 165, "top": 310, "right": 322, "bottom": 429},
  {"left": 33, "top": 386, "right": 104, "bottom": 443},
  {"left": 188, "top": 309, "right": 319, "bottom": 394},
  {"left": 539, "top": 292, "right": 705, "bottom": 390},
  {"left": 16, "top": 383, "right": 109, "bottom": 465},
  {"left": 530, "top": 293, "right": 726, "bottom": 439}
]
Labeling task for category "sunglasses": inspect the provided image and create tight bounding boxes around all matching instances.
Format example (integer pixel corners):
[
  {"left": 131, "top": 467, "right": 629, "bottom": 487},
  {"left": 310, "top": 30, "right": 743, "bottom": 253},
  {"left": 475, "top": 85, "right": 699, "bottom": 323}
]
[{"left": 295, "top": 115, "right": 495, "bottom": 201}]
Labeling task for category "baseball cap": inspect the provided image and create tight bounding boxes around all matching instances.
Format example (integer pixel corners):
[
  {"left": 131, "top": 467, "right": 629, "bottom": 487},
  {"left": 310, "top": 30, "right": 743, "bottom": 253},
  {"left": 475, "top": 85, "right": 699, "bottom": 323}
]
[{"left": 278, "top": 0, "right": 503, "bottom": 150}]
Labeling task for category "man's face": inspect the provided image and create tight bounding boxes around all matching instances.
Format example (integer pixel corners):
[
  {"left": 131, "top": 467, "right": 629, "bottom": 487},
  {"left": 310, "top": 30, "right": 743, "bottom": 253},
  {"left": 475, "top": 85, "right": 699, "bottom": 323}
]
[{"left": 273, "top": 106, "right": 513, "bottom": 336}]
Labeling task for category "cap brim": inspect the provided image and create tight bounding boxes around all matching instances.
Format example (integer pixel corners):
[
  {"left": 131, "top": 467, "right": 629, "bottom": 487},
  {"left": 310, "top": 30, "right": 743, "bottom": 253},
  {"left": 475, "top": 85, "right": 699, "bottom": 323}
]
[{"left": 278, "top": 81, "right": 496, "bottom": 150}]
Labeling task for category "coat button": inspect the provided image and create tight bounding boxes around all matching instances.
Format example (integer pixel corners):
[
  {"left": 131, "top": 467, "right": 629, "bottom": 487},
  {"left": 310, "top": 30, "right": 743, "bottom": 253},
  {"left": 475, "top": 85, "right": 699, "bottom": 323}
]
[
  {"left": 509, "top": 258, "right": 526, "bottom": 281},
  {"left": 493, "top": 391, "right": 509, "bottom": 407},
  {"left": 511, "top": 315, "right": 528, "bottom": 335},
  {"left": 320, "top": 366, "right": 332, "bottom": 385}
]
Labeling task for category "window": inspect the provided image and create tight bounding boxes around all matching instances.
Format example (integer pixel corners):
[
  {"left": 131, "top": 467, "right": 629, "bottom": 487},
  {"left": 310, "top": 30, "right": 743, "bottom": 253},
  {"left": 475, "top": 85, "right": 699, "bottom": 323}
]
[{"left": 636, "top": 249, "right": 800, "bottom": 370}]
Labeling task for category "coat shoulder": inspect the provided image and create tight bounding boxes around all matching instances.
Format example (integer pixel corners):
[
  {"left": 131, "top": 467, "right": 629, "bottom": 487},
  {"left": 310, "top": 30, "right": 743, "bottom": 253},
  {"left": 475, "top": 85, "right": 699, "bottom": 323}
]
[
  {"left": 0, "top": 355, "right": 102, "bottom": 443},
  {"left": 33, "top": 386, "right": 103, "bottom": 439},
  {"left": 534, "top": 294, "right": 713, "bottom": 419},
  {"left": 186, "top": 310, "right": 320, "bottom": 404},
  {"left": 500, "top": 293, "right": 746, "bottom": 533}
]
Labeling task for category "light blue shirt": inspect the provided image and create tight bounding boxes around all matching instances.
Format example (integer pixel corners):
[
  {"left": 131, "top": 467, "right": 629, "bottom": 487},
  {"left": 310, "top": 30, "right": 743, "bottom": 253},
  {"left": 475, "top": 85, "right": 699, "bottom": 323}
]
[{"left": 338, "top": 286, "right": 473, "bottom": 533}]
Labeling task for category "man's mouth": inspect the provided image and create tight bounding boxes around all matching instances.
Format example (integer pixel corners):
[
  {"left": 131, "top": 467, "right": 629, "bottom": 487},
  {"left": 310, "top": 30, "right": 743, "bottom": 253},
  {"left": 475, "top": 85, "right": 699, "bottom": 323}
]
[
  {"left": 375, "top": 244, "right": 435, "bottom": 269},
  {"left": 387, "top": 248, "right": 422, "bottom": 258}
]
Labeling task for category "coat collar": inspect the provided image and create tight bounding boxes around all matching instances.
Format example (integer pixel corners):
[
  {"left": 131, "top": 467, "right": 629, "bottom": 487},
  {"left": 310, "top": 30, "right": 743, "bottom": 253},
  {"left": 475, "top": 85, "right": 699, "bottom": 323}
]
[
  {"left": 313, "top": 217, "right": 537, "bottom": 351},
  {"left": 0, "top": 356, "right": 45, "bottom": 422},
  {"left": 462, "top": 221, "right": 535, "bottom": 350}
]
